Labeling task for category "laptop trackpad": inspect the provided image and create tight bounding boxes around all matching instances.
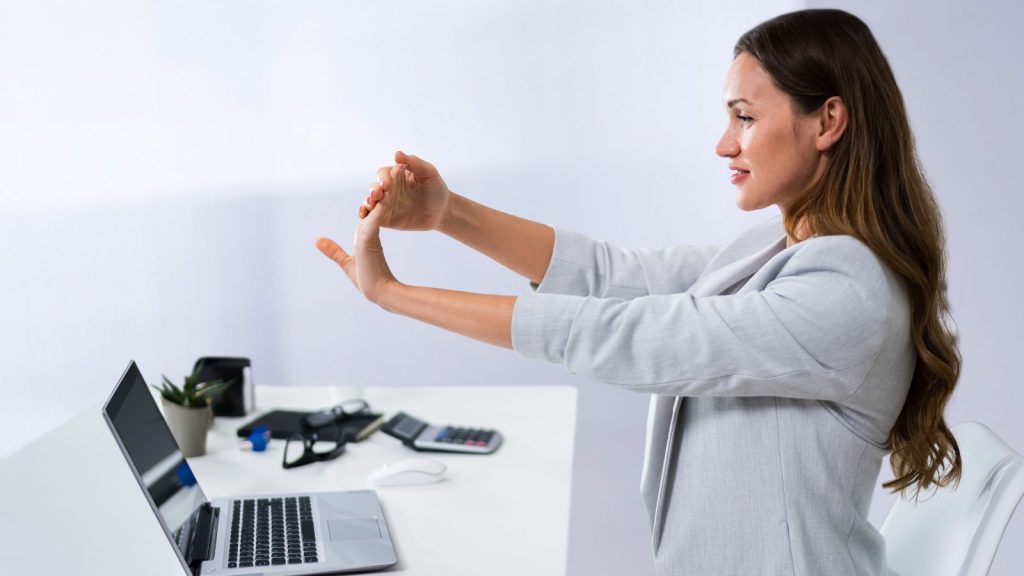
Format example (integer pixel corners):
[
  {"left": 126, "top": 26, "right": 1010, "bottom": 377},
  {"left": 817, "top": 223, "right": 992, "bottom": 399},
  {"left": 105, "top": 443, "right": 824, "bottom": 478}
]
[{"left": 327, "top": 518, "right": 382, "bottom": 541}]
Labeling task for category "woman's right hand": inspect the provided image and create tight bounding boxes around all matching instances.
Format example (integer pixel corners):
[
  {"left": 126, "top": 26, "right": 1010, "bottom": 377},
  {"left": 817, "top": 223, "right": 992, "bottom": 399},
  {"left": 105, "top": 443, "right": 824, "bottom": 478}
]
[{"left": 360, "top": 151, "right": 451, "bottom": 232}]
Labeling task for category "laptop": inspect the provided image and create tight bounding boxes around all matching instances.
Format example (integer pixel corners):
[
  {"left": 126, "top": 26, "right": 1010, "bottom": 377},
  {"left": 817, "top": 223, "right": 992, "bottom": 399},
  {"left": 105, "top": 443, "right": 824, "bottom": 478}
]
[{"left": 102, "top": 360, "right": 398, "bottom": 575}]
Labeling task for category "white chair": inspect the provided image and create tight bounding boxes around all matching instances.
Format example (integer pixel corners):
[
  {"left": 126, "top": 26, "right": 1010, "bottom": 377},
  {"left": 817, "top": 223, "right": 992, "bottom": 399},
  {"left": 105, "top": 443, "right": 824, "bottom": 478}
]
[{"left": 879, "top": 422, "right": 1024, "bottom": 576}]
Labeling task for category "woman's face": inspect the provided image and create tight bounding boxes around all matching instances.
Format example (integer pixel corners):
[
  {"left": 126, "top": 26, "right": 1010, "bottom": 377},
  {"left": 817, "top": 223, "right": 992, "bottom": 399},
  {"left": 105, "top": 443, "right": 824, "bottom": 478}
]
[{"left": 716, "top": 53, "right": 825, "bottom": 213}]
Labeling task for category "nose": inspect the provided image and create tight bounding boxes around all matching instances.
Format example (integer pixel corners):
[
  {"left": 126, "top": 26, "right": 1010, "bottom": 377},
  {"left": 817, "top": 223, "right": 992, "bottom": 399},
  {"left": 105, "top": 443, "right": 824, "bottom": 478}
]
[{"left": 716, "top": 126, "right": 739, "bottom": 158}]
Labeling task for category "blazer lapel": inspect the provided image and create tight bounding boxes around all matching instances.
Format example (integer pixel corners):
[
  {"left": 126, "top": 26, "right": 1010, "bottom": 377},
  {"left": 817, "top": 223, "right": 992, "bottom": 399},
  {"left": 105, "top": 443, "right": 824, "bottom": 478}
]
[
  {"left": 690, "top": 235, "right": 787, "bottom": 296},
  {"left": 650, "top": 395, "right": 683, "bottom": 552}
]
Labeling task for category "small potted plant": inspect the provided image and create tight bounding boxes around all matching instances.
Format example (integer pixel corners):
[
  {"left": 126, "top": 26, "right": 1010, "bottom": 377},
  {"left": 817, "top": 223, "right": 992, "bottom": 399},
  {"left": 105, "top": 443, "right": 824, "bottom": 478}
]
[{"left": 154, "top": 368, "right": 233, "bottom": 457}]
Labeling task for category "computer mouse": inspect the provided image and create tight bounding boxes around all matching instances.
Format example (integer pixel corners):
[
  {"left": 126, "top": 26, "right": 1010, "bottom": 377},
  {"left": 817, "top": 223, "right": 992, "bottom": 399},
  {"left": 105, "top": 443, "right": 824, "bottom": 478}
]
[{"left": 368, "top": 457, "right": 447, "bottom": 487}]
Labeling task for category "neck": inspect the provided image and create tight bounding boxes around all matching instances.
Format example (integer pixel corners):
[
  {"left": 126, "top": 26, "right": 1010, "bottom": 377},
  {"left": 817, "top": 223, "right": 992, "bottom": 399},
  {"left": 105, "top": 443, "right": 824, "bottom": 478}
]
[{"left": 783, "top": 214, "right": 811, "bottom": 247}]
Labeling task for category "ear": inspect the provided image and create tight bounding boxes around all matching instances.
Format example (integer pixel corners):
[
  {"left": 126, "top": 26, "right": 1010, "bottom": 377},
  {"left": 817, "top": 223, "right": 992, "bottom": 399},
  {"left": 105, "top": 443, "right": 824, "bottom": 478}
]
[{"left": 815, "top": 96, "right": 848, "bottom": 152}]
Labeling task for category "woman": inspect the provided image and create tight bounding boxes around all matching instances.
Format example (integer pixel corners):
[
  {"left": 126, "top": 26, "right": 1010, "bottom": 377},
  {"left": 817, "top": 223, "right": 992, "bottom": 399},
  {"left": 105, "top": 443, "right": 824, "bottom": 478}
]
[{"left": 316, "top": 9, "right": 961, "bottom": 576}]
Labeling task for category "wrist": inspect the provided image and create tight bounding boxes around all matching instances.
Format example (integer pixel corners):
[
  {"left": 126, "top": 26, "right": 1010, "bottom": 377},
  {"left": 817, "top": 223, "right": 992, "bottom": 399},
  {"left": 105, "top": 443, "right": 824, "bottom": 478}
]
[
  {"left": 437, "top": 192, "right": 464, "bottom": 236},
  {"left": 375, "top": 280, "right": 405, "bottom": 313}
]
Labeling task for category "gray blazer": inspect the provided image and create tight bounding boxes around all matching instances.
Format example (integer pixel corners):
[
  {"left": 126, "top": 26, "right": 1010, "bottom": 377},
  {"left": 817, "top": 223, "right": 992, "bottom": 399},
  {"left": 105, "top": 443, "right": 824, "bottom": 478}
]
[{"left": 511, "top": 215, "right": 912, "bottom": 576}]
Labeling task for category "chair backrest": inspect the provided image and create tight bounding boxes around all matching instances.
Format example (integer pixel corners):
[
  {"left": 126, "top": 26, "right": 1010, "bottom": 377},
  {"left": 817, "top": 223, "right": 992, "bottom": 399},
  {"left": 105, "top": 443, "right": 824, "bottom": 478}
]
[{"left": 879, "top": 422, "right": 1024, "bottom": 576}]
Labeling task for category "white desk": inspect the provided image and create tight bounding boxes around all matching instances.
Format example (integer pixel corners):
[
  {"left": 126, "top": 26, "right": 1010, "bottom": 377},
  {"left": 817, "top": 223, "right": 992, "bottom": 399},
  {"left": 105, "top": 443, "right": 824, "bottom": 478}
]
[{"left": 0, "top": 385, "right": 577, "bottom": 575}]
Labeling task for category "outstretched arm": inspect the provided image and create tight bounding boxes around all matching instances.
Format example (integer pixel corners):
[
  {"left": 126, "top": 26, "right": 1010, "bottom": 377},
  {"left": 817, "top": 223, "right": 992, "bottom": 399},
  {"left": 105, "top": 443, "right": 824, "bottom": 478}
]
[
  {"left": 379, "top": 284, "right": 515, "bottom": 349},
  {"left": 367, "top": 151, "right": 721, "bottom": 298},
  {"left": 438, "top": 191, "right": 555, "bottom": 287}
]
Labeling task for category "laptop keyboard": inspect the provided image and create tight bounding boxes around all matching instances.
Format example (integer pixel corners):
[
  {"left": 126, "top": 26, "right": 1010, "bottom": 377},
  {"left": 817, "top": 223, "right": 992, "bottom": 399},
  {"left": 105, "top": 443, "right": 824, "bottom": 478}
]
[{"left": 226, "top": 496, "right": 320, "bottom": 568}]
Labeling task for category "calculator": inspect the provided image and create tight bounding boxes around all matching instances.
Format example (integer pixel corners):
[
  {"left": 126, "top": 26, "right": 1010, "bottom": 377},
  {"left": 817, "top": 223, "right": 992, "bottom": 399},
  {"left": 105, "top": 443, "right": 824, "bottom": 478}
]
[{"left": 381, "top": 412, "right": 503, "bottom": 454}]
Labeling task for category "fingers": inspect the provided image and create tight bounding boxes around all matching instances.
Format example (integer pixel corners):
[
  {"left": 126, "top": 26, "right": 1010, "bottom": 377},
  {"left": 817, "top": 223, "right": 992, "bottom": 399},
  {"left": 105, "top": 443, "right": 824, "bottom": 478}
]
[
  {"left": 315, "top": 237, "right": 350, "bottom": 268},
  {"left": 374, "top": 151, "right": 423, "bottom": 195},
  {"left": 386, "top": 164, "right": 412, "bottom": 190},
  {"left": 364, "top": 152, "right": 422, "bottom": 220},
  {"left": 370, "top": 185, "right": 384, "bottom": 202},
  {"left": 361, "top": 181, "right": 391, "bottom": 219},
  {"left": 353, "top": 201, "right": 385, "bottom": 251},
  {"left": 368, "top": 162, "right": 403, "bottom": 209},
  {"left": 395, "top": 151, "right": 434, "bottom": 178},
  {"left": 376, "top": 166, "right": 392, "bottom": 189},
  {"left": 361, "top": 195, "right": 386, "bottom": 231},
  {"left": 375, "top": 164, "right": 407, "bottom": 189},
  {"left": 365, "top": 184, "right": 383, "bottom": 207}
]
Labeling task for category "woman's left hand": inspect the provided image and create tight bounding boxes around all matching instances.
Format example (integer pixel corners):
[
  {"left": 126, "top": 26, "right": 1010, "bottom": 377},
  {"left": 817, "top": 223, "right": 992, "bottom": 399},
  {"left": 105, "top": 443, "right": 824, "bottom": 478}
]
[{"left": 316, "top": 184, "right": 400, "bottom": 306}]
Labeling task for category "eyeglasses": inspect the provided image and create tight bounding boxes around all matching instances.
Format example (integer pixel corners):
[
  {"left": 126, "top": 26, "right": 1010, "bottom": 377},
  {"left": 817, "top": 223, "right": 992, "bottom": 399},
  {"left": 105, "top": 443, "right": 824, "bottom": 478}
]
[
  {"left": 282, "top": 399, "right": 372, "bottom": 469},
  {"left": 283, "top": 425, "right": 353, "bottom": 469},
  {"left": 302, "top": 399, "right": 371, "bottom": 429}
]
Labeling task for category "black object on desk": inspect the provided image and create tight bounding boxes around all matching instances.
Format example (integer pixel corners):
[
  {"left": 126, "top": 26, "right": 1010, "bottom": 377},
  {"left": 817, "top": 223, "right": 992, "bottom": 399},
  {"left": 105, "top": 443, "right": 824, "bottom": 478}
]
[
  {"left": 237, "top": 410, "right": 384, "bottom": 443},
  {"left": 192, "top": 357, "right": 254, "bottom": 417}
]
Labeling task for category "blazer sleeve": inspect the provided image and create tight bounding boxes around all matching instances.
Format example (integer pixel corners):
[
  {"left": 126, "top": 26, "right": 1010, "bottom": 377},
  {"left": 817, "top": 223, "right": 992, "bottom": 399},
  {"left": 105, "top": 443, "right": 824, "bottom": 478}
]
[
  {"left": 533, "top": 227, "right": 721, "bottom": 299},
  {"left": 511, "top": 235, "right": 891, "bottom": 402}
]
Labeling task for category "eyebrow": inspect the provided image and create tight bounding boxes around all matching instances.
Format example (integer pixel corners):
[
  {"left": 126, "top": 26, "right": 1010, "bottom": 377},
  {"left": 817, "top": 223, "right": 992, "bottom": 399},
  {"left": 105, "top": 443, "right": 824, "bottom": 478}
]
[{"left": 726, "top": 98, "right": 752, "bottom": 108}]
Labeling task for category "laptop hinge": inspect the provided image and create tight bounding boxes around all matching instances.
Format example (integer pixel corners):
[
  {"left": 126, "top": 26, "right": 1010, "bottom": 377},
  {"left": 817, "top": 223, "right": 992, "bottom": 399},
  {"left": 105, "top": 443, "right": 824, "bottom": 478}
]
[{"left": 185, "top": 503, "right": 220, "bottom": 574}]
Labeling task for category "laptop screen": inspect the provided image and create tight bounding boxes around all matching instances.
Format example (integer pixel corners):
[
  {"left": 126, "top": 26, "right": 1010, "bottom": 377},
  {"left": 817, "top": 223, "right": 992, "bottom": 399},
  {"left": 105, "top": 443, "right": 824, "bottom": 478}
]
[{"left": 103, "top": 361, "right": 209, "bottom": 561}]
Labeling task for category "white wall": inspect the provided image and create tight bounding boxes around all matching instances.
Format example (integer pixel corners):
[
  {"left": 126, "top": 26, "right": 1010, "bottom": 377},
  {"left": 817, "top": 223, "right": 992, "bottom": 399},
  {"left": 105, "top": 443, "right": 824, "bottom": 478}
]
[{"left": 2, "top": 1, "right": 1020, "bottom": 575}]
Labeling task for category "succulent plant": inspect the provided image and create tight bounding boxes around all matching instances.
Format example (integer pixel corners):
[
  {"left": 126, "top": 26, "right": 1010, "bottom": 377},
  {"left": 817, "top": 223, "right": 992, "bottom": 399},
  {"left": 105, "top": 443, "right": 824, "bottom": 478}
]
[{"left": 154, "top": 367, "right": 233, "bottom": 409}]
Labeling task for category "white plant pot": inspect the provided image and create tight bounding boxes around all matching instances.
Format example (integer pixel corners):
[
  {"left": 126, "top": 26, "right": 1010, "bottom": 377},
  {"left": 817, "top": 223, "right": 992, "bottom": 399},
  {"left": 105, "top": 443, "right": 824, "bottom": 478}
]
[{"left": 161, "top": 398, "right": 212, "bottom": 457}]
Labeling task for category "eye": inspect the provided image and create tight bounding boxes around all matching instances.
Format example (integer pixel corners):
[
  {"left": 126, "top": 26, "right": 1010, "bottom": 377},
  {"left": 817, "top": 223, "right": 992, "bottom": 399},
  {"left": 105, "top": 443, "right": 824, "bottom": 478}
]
[{"left": 736, "top": 114, "right": 754, "bottom": 127}]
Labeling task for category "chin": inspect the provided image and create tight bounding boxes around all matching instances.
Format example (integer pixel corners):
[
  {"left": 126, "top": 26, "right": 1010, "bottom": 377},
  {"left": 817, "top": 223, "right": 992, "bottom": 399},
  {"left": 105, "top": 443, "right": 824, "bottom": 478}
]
[{"left": 735, "top": 191, "right": 766, "bottom": 212}]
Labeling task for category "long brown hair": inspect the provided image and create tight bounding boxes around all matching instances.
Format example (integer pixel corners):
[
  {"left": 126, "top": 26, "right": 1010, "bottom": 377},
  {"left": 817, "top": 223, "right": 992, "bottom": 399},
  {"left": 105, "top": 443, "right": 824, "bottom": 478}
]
[{"left": 736, "top": 9, "right": 962, "bottom": 500}]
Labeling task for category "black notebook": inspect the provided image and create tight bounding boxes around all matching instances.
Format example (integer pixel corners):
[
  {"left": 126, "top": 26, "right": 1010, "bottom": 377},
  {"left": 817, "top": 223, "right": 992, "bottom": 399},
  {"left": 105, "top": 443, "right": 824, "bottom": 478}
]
[{"left": 236, "top": 410, "right": 385, "bottom": 443}]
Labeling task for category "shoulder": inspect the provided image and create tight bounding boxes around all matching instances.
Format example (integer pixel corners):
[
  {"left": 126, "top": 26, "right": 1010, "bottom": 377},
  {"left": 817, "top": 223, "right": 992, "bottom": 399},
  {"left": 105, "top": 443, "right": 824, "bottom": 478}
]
[
  {"left": 790, "top": 234, "right": 884, "bottom": 277},
  {"left": 738, "top": 217, "right": 881, "bottom": 276},
  {"left": 781, "top": 234, "right": 892, "bottom": 308}
]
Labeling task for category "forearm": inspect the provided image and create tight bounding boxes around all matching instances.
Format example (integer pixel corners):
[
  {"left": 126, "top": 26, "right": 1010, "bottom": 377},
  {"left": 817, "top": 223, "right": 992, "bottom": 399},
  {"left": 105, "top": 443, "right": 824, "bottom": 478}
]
[
  {"left": 438, "top": 192, "right": 555, "bottom": 286},
  {"left": 378, "top": 282, "right": 516, "bottom": 349}
]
